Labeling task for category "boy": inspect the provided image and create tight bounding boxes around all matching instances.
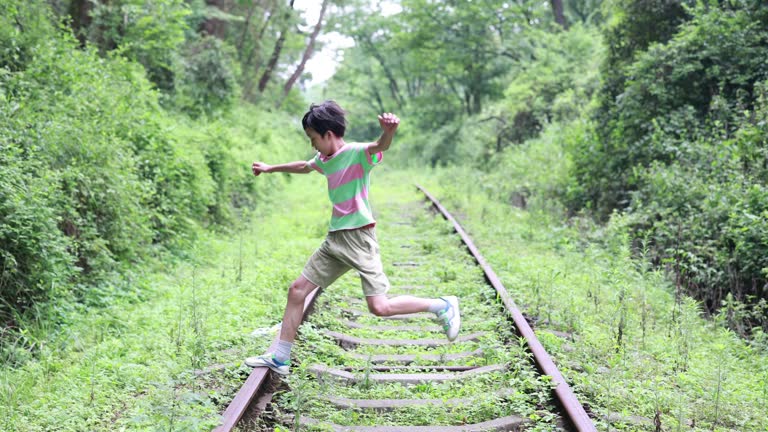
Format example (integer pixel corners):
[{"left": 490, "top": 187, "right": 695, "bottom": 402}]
[{"left": 246, "top": 101, "right": 460, "bottom": 375}]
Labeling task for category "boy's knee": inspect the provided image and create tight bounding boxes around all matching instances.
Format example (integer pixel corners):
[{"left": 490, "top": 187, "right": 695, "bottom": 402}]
[
  {"left": 368, "top": 301, "right": 391, "bottom": 317},
  {"left": 287, "top": 279, "right": 314, "bottom": 302}
]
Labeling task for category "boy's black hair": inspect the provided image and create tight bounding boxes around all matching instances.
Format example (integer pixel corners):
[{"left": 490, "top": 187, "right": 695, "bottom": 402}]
[{"left": 302, "top": 100, "right": 346, "bottom": 137}]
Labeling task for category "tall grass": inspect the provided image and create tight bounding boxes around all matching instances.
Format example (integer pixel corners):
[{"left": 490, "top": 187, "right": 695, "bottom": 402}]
[{"left": 415, "top": 166, "right": 768, "bottom": 431}]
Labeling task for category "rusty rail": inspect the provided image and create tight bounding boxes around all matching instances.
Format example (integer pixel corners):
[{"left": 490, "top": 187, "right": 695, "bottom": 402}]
[
  {"left": 213, "top": 287, "right": 323, "bottom": 432},
  {"left": 417, "top": 184, "right": 596, "bottom": 432}
]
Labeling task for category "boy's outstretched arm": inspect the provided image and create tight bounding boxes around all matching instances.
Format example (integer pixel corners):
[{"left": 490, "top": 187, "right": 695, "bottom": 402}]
[
  {"left": 367, "top": 112, "right": 400, "bottom": 154},
  {"left": 252, "top": 160, "right": 312, "bottom": 176}
]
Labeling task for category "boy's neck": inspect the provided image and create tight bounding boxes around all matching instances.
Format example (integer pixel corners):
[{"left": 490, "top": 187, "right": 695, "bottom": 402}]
[{"left": 324, "top": 138, "right": 346, "bottom": 157}]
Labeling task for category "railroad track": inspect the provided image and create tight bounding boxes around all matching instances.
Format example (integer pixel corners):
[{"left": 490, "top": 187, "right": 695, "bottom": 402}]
[{"left": 213, "top": 185, "right": 596, "bottom": 432}]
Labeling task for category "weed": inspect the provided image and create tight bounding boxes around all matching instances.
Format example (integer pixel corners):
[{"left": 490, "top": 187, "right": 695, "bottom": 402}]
[
  {"left": 421, "top": 241, "right": 437, "bottom": 255},
  {"left": 359, "top": 357, "right": 373, "bottom": 391},
  {"left": 436, "top": 266, "right": 457, "bottom": 283},
  {"left": 675, "top": 390, "right": 685, "bottom": 432},
  {"left": 237, "top": 229, "right": 244, "bottom": 283}
]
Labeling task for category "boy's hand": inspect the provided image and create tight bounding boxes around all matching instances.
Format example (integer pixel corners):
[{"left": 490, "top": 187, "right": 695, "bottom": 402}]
[
  {"left": 252, "top": 162, "right": 271, "bottom": 176},
  {"left": 378, "top": 113, "right": 400, "bottom": 134}
]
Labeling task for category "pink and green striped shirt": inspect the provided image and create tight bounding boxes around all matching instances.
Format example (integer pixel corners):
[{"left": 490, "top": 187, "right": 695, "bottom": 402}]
[{"left": 307, "top": 143, "right": 383, "bottom": 231}]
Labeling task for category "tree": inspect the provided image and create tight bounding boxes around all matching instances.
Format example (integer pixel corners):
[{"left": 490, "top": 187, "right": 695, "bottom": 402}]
[
  {"left": 581, "top": 0, "right": 696, "bottom": 215},
  {"left": 550, "top": 0, "right": 569, "bottom": 29},
  {"left": 258, "top": 0, "right": 295, "bottom": 93},
  {"left": 567, "top": 0, "right": 604, "bottom": 26},
  {"left": 68, "top": 0, "right": 93, "bottom": 46},
  {"left": 236, "top": 0, "right": 277, "bottom": 100},
  {"left": 280, "top": 0, "right": 329, "bottom": 104},
  {"left": 335, "top": 0, "right": 544, "bottom": 121},
  {"left": 201, "top": 0, "right": 229, "bottom": 39}
]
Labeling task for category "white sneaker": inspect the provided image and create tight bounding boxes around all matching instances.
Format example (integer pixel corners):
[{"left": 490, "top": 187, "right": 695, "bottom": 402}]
[
  {"left": 244, "top": 353, "right": 290, "bottom": 375},
  {"left": 438, "top": 296, "right": 461, "bottom": 341}
]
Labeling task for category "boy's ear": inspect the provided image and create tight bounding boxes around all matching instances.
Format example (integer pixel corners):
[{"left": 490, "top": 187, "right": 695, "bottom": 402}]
[{"left": 323, "top": 131, "right": 334, "bottom": 139}]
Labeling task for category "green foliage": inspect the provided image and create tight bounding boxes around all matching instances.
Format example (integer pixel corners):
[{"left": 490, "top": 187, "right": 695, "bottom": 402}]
[
  {"left": 0, "top": 0, "right": 307, "bottom": 328},
  {"left": 483, "top": 121, "right": 583, "bottom": 214},
  {"left": 332, "top": 5, "right": 603, "bottom": 168},
  {"left": 231, "top": 0, "right": 307, "bottom": 101},
  {"left": 567, "top": 2, "right": 768, "bottom": 325},
  {"left": 329, "top": 0, "right": 551, "bottom": 152},
  {"left": 564, "top": 0, "right": 604, "bottom": 27},
  {"left": 3, "top": 35, "right": 155, "bottom": 285},
  {"left": 499, "top": 25, "right": 603, "bottom": 149},
  {"left": 173, "top": 35, "right": 241, "bottom": 118},
  {"left": 0, "top": 141, "right": 72, "bottom": 323},
  {"left": 585, "top": 1, "right": 767, "bottom": 214},
  {"left": 596, "top": 0, "right": 694, "bottom": 131},
  {"left": 381, "top": 23, "right": 602, "bottom": 177},
  {"left": 87, "top": 0, "right": 191, "bottom": 90},
  {"left": 0, "top": 0, "right": 56, "bottom": 72},
  {"left": 601, "top": 0, "right": 692, "bottom": 72},
  {"left": 630, "top": 159, "right": 768, "bottom": 332}
]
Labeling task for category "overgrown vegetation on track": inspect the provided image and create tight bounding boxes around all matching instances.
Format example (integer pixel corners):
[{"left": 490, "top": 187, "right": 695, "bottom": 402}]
[
  {"left": 3, "top": 170, "right": 767, "bottom": 431},
  {"left": 262, "top": 182, "right": 559, "bottom": 431}
]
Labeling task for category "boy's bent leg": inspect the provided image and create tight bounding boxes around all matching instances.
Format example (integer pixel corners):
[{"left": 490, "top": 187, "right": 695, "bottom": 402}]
[
  {"left": 350, "top": 227, "right": 461, "bottom": 341},
  {"left": 366, "top": 294, "right": 433, "bottom": 316},
  {"left": 366, "top": 295, "right": 461, "bottom": 342}
]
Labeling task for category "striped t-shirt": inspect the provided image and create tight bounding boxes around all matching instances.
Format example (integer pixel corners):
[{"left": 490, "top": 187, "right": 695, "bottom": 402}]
[{"left": 307, "top": 143, "right": 383, "bottom": 231}]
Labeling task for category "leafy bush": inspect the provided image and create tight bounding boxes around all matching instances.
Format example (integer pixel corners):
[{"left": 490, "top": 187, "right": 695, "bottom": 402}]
[
  {"left": 0, "top": 0, "right": 56, "bottom": 72},
  {"left": 0, "top": 140, "right": 73, "bottom": 323},
  {"left": 580, "top": 3, "right": 768, "bottom": 215},
  {"left": 627, "top": 92, "right": 768, "bottom": 332},
  {"left": 87, "top": 0, "right": 190, "bottom": 91},
  {"left": 568, "top": 2, "right": 768, "bottom": 330},
  {"left": 3, "top": 37, "right": 155, "bottom": 285},
  {"left": 0, "top": 3, "right": 306, "bottom": 327},
  {"left": 172, "top": 35, "right": 241, "bottom": 118},
  {"left": 501, "top": 25, "right": 603, "bottom": 147}
]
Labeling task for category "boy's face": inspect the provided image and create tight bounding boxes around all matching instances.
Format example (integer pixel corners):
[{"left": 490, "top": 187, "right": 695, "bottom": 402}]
[{"left": 305, "top": 128, "right": 334, "bottom": 156}]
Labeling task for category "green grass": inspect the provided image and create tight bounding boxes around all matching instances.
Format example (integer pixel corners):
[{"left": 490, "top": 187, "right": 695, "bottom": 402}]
[
  {"left": 417, "top": 166, "right": 768, "bottom": 432},
  {"left": 263, "top": 175, "right": 558, "bottom": 431},
  {"left": 3, "top": 165, "right": 766, "bottom": 431},
  {"left": 0, "top": 173, "right": 329, "bottom": 431}
]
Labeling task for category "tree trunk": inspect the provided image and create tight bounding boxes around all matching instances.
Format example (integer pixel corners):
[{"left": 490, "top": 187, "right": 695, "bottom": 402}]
[
  {"left": 68, "top": 0, "right": 93, "bottom": 46},
  {"left": 280, "top": 0, "right": 329, "bottom": 102},
  {"left": 360, "top": 36, "right": 403, "bottom": 108},
  {"left": 242, "top": 2, "right": 275, "bottom": 100},
  {"left": 550, "top": 0, "right": 569, "bottom": 29},
  {"left": 236, "top": 0, "right": 262, "bottom": 56},
  {"left": 257, "top": 33, "right": 286, "bottom": 92},
  {"left": 243, "top": 1, "right": 276, "bottom": 74},
  {"left": 258, "top": 0, "right": 295, "bottom": 93},
  {"left": 369, "top": 82, "right": 385, "bottom": 114},
  {"left": 202, "top": 0, "right": 230, "bottom": 39}
]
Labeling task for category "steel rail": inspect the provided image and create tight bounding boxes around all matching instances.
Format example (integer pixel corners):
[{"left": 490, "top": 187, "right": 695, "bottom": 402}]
[
  {"left": 417, "top": 185, "right": 597, "bottom": 432},
  {"left": 213, "top": 287, "right": 323, "bottom": 432}
]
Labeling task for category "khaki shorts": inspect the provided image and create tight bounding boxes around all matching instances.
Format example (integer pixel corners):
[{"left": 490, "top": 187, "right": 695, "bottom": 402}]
[{"left": 301, "top": 226, "right": 390, "bottom": 296}]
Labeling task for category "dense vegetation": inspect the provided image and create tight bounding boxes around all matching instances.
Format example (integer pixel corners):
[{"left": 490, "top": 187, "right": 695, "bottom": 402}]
[
  {"left": 0, "top": 0, "right": 315, "bottom": 350},
  {"left": 329, "top": 0, "right": 768, "bottom": 337}
]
